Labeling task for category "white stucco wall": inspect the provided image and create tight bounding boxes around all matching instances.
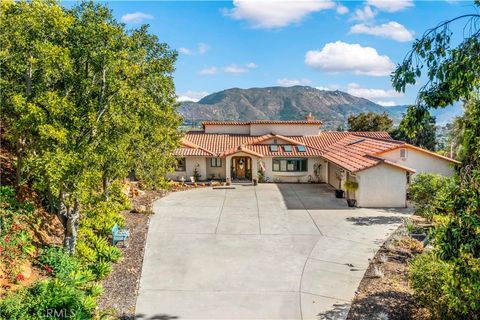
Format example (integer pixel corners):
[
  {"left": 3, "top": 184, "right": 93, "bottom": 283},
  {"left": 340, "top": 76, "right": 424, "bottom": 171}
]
[
  {"left": 204, "top": 124, "right": 250, "bottom": 134},
  {"left": 356, "top": 163, "right": 407, "bottom": 208},
  {"left": 380, "top": 148, "right": 455, "bottom": 177},
  {"left": 259, "top": 157, "right": 322, "bottom": 183},
  {"left": 206, "top": 158, "right": 225, "bottom": 180},
  {"left": 251, "top": 124, "right": 320, "bottom": 136},
  {"left": 328, "top": 162, "right": 343, "bottom": 190},
  {"left": 168, "top": 157, "right": 207, "bottom": 182}
]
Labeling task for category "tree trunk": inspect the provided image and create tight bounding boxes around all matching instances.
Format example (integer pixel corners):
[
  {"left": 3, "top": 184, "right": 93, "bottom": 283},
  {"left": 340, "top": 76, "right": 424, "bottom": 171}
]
[
  {"left": 102, "top": 174, "right": 110, "bottom": 202},
  {"left": 58, "top": 188, "right": 80, "bottom": 254},
  {"left": 15, "top": 138, "right": 24, "bottom": 189}
]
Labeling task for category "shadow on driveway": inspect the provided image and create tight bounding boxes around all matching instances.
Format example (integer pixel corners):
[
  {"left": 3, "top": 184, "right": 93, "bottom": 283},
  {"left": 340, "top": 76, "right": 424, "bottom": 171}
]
[{"left": 346, "top": 216, "right": 404, "bottom": 226}]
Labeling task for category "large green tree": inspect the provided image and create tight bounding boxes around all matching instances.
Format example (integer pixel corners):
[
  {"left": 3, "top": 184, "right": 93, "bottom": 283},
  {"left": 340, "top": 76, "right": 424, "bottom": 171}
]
[
  {"left": 393, "top": 1, "right": 480, "bottom": 317},
  {"left": 1, "top": 0, "right": 181, "bottom": 253},
  {"left": 347, "top": 112, "right": 393, "bottom": 132},
  {"left": 391, "top": 106, "right": 437, "bottom": 151}
]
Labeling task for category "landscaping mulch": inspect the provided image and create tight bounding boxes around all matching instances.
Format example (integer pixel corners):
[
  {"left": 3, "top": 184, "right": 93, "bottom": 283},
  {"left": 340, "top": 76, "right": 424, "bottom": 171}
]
[
  {"left": 97, "top": 189, "right": 165, "bottom": 319},
  {"left": 346, "top": 225, "right": 430, "bottom": 320}
]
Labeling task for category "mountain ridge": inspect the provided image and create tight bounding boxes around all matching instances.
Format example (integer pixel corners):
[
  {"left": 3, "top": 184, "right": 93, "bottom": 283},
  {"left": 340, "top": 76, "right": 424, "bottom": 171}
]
[{"left": 178, "top": 86, "right": 461, "bottom": 128}]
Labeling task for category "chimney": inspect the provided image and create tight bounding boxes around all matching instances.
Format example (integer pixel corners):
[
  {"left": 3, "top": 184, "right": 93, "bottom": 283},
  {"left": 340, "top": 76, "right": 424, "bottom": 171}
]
[{"left": 305, "top": 112, "right": 315, "bottom": 122}]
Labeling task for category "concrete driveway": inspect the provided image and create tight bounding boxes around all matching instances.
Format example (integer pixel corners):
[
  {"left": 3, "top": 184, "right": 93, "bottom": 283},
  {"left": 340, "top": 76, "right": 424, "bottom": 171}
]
[{"left": 136, "top": 184, "right": 410, "bottom": 320}]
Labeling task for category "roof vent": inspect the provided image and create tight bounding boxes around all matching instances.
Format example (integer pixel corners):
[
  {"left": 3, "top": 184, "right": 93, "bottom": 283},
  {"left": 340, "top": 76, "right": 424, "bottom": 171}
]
[{"left": 305, "top": 113, "right": 315, "bottom": 122}]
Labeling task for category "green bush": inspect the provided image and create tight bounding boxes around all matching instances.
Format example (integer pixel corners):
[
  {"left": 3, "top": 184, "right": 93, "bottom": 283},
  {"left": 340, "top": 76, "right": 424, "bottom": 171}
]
[
  {"left": 410, "top": 252, "right": 454, "bottom": 319},
  {"left": 37, "top": 246, "right": 80, "bottom": 279},
  {"left": 408, "top": 173, "right": 454, "bottom": 220}
]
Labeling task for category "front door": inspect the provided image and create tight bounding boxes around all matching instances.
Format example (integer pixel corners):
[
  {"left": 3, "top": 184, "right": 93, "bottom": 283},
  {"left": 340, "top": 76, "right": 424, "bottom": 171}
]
[{"left": 235, "top": 157, "right": 246, "bottom": 179}]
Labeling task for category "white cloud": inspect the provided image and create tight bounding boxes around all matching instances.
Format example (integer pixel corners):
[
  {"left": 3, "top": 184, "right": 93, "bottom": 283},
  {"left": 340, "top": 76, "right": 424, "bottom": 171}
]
[
  {"left": 316, "top": 85, "right": 334, "bottom": 91},
  {"left": 353, "top": 6, "right": 376, "bottom": 22},
  {"left": 223, "top": 64, "right": 248, "bottom": 74},
  {"left": 199, "top": 67, "right": 218, "bottom": 75},
  {"left": 121, "top": 12, "right": 153, "bottom": 24},
  {"left": 177, "top": 91, "right": 210, "bottom": 102},
  {"left": 179, "top": 48, "right": 192, "bottom": 55},
  {"left": 277, "top": 78, "right": 312, "bottom": 86},
  {"left": 246, "top": 62, "right": 258, "bottom": 68},
  {"left": 305, "top": 41, "right": 395, "bottom": 76},
  {"left": 350, "top": 21, "right": 414, "bottom": 42},
  {"left": 226, "top": 0, "right": 336, "bottom": 28},
  {"left": 336, "top": 4, "right": 349, "bottom": 14},
  {"left": 376, "top": 100, "right": 397, "bottom": 106},
  {"left": 347, "top": 83, "right": 403, "bottom": 99},
  {"left": 366, "top": 0, "right": 413, "bottom": 12},
  {"left": 179, "top": 43, "right": 210, "bottom": 55}
]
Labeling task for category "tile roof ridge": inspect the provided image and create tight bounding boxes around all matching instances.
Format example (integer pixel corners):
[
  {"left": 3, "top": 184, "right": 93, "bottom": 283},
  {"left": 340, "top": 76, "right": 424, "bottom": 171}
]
[{"left": 351, "top": 132, "right": 400, "bottom": 143}]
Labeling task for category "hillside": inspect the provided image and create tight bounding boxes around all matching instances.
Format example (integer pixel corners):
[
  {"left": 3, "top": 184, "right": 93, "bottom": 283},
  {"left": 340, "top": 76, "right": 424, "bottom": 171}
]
[
  {"left": 179, "top": 86, "right": 387, "bottom": 129},
  {"left": 179, "top": 86, "right": 464, "bottom": 129}
]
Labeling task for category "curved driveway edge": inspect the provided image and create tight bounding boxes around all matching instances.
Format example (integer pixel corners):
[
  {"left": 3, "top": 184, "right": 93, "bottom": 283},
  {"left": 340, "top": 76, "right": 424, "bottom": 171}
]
[{"left": 136, "top": 184, "right": 411, "bottom": 319}]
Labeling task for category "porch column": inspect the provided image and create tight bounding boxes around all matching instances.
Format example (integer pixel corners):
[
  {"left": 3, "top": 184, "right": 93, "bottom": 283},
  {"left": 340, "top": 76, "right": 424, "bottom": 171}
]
[
  {"left": 225, "top": 156, "right": 232, "bottom": 184},
  {"left": 251, "top": 158, "right": 258, "bottom": 181}
]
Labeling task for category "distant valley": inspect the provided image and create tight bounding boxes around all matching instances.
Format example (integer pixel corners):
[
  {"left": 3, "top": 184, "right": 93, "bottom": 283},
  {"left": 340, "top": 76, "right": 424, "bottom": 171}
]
[{"left": 178, "top": 86, "right": 463, "bottom": 129}]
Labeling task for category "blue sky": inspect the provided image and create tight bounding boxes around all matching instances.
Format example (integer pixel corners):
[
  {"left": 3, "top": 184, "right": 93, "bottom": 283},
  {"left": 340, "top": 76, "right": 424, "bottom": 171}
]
[{"left": 99, "top": 1, "right": 475, "bottom": 106}]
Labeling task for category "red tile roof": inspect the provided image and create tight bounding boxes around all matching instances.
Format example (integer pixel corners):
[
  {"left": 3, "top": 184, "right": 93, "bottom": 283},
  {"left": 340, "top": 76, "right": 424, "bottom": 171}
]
[{"left": 176, "top": 129, "right": 457, "bottom": 173}]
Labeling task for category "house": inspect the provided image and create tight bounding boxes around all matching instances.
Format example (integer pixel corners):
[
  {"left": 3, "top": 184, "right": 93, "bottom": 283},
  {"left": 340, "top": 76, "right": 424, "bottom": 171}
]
[{"left": 170, "top": 115, "right": 459, "bottom": 207}]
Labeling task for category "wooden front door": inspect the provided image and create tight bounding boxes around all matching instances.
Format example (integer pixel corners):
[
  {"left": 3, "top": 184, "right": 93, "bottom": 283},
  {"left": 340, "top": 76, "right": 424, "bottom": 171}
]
[{"left": 235, "top": 157, "right": 246, "bottom": 179}]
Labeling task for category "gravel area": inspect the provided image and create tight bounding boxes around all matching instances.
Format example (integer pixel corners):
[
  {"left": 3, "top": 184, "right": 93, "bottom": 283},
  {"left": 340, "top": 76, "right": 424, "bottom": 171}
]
[{"left": 346, "top": 224, "right": 429, "bottom": 320}]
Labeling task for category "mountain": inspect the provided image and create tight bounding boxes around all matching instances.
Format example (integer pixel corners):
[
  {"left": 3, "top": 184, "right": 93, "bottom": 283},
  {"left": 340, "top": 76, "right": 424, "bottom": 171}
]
[
  {"left": 178, "top": 86, "right": 463, "bottom": 129},
  {"left": 384, "top": 104, "right": 464, "bottom": 125}
]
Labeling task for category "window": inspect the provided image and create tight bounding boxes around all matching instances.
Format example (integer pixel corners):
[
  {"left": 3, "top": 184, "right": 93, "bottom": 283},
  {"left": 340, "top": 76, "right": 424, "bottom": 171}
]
[
  {"left": 175, "top": 158, "right": 186, "bottom": 171},
  {"left": 296, "top": 145, "right": 306, "bottom": 152},
  {"left": 400, "top": 148, "right": 408, "bottom": 159},
  {"left": 210, "top": 158, "right": 222, "bottom": 167},
  {"left": 269, "top": 145, "right": 279, "bottom": 152},
  {"left": 283, "top": 145, "right": 292, "bottom": 152},
  {"left": 272, "top": 158, "right": 308, "bottom": 172}
]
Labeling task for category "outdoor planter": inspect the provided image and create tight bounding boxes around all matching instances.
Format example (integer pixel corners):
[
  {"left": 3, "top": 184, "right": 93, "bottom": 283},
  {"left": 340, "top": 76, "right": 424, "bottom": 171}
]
[
  {"left": 346, "top": 199, "right": 356, "bottom": 207},
  {"left": 335, "top": 189, "right": 344, "bottom": 198}
]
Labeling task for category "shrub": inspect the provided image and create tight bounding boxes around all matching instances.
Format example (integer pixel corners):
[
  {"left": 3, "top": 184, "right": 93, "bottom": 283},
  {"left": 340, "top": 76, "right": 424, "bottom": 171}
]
[
  {"left": 37, "top": 246, "right": 80, "bottom": 279},
  {"left": 409, "top": 252, "right": 455, "bottom": 319},
  {"left": 408, "top": 173, "right": 454, "bottom": 220}
]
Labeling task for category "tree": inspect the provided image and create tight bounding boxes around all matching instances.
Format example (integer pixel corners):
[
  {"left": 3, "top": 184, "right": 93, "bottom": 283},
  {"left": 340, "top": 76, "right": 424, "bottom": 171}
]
[
  {"left": 347, "top": 112, "right": 393, "bottom": 132},
  {"left": 1, "top": 0, "right": 181, "bottom": 253},
  {"left": 391, "top": 106, "right": 437, "bottom": 151},
  {"left": 393, "top": 2, "right": 480, "bottom": 317}
]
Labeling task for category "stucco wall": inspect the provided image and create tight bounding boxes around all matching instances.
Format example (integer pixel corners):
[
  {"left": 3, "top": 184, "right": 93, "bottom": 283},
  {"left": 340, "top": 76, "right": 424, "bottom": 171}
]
[
  {"left": 251, "top": 124, "right": 320, "bottom": 136},
  {"left": 356, "top": 163, "right": 407, "bottom": 208},
  {"left": 259, "top": 157, "right": 322, "bottom": 183},
  {"left": 328, "top": 162, "right": 343, "bottom": 190},
  {"left": 380, "top": 148, "right": 455, "bottom": 177},
  {"left": 206, "top": 158, "right": 225, "bottom": 180},
  {"left": 168, "top": 157, "right": 207, "bottom": 181},
  {"left": 204, "top": 124, "right": 250, "bottom": 134}
]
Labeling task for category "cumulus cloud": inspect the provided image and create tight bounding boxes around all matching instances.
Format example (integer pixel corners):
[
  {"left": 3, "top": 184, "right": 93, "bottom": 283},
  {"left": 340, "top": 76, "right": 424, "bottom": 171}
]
[
  {"left": 277, "top": 78, "right": 312, "bottom": 86},
  {"left": 350, "top": 21, "right": 414, "bottom": 42},
  {"left": 366, "top": 0, "right": 413, "bottom": 12},
  {"left": 223, "top": 64, "right": 248, "bottom": 74},
  {"left": 376, "top": 100, "right": 397, "bottom": 106},
  {"left": 225, "top": 0, "right": 336, "bottom": 28},
  {"left": 336, "top": 4, "right": 349, "bottom": 14},
  {"left": 121, "top": 12, "right": 153, "bottom": 24},
  {"left": 347, "top": 83, "right": 403, "bottom": 100},
  {"left": 246, "top": 62, "right": 258, "bottom": 68},
  {"left": 179, "top": 43, "right": 210, "bottom": 55},
  {"left": 177, "top": 91, "right": 210, "bottom": 102},
  {"left": 353, "top": 6, "right": 376, "bottom": 21},
  {"left": 305, "top": 41, "right": 395, "bottom": 76},
  {"left": 199, "top": 67, "right": 218, "bottom": 75}
]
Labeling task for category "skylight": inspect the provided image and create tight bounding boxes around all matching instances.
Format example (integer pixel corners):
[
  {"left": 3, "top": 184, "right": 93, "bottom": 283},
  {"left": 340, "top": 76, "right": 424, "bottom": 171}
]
[
  {"left": 297, "top": 145, "right": 306, "bottom": 152},
  {"left": 283, "top": 145, "right": 292, "bottom": 152},
  {"left": 269, "top": 145, "right": 278, "bottom": 152}
]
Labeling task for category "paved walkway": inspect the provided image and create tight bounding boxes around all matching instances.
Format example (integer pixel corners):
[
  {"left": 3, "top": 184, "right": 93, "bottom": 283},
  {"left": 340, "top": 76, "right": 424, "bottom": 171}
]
[{"left": 136, "top": 184, "right": 410, "bottom": 319}]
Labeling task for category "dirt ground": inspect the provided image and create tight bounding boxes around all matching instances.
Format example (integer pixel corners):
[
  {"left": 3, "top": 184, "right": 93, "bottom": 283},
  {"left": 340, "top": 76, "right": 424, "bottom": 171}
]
[{"left": 346, "top": 222, "right": 430, "bottom": 320}]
